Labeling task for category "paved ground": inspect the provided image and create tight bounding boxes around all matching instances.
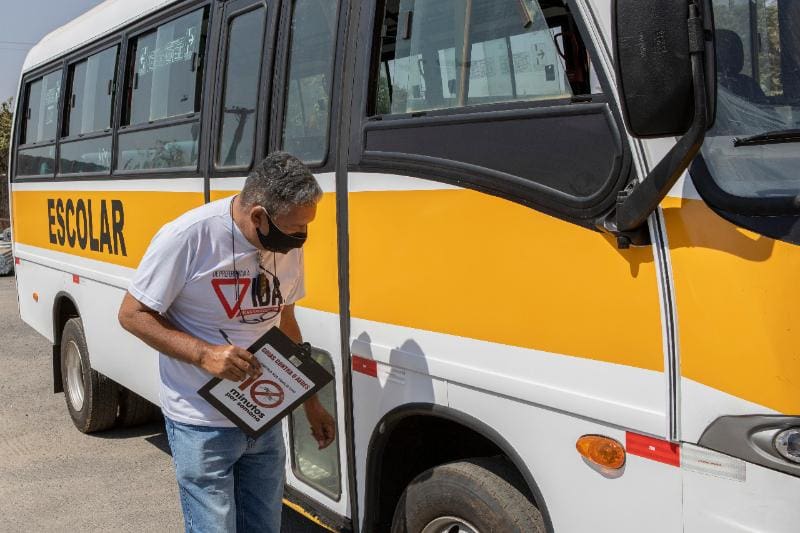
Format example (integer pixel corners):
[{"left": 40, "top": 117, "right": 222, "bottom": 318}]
[{"left": 0, "top": 275, "right": 327, "bottom": 532}]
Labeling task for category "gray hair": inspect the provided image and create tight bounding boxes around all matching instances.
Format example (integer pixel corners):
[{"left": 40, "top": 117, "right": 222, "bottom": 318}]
[{"left": 240, "top": 152, "right": 322, "bottom": 216}]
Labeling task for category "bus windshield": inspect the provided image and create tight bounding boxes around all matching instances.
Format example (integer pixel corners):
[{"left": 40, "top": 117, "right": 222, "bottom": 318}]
[{"left": 700, "top": 1, "right": 800, "bottom": 204}]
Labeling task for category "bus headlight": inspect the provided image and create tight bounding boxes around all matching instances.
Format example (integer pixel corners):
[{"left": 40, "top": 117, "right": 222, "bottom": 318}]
[{"left": 774, "top": 428, "right": 800, "bottom": 464}]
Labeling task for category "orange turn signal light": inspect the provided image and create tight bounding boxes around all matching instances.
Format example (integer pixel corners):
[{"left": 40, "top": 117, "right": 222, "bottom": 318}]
[
  {"left": 32, "top": 292, "right": 39, "bottom": 302},
  {"left": 576, "top": 435, "right": 626, "bottom": 469}
]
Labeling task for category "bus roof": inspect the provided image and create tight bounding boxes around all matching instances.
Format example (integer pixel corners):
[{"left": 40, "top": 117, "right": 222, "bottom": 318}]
[{"left": 22, "top": 0, "right": 178, "bottom": 72}]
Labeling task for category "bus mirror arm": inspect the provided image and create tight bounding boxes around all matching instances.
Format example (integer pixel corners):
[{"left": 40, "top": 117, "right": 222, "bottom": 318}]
[{"left": 600, "top": 3, "right": 709, "bottom": 249}]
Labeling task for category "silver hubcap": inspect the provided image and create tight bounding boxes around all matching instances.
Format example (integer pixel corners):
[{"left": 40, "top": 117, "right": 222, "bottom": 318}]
[
  {"left": 64, "top": 340, "right": 85, "bottom": 411},
  {"left": 421, "top": 517, "right": 479, "bottom": 533}
]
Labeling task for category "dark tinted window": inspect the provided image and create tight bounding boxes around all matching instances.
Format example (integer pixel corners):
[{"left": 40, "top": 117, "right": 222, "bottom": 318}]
[
  {"left": 281, "top": 0, "right": 339, "bottom": 164},
  {"left": 17, "top": 145, "right": 56, "bottom": 176},
  {"left": 65, "top": 46, "right": 119, "bottom": 136},
  {"left": 118, "top": 122, "right": 199, "bottom": 171},
  {"left": 125, "top": 9, "right": 208, "bottom": 125},
  {"left": 374, "top": 0, "right": 597, "bottom": 115},
  {"left": 22, "top": 70, "right": 61, "bottom": 144},
  {"left": 59, "top": 137, "right": 112, "bottom": 174},
  {"left": 217, "top": 7, "right": 266, "bottom": 168}
]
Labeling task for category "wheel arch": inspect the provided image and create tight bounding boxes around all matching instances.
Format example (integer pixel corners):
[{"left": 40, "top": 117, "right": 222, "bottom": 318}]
[
  {"left": 51, "top": 291, "right": 81, "bottom": 394},
  {"left": 361, "top": 402, "right": 554, "bottom": 533}
]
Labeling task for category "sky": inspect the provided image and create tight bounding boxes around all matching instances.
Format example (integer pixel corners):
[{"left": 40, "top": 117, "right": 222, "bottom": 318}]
[{"left": 0, "top": 0, "right": 106, "bottom": 103}]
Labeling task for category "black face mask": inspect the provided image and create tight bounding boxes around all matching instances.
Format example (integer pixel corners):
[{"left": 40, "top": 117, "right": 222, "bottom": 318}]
[{"left": 256, "top": 210, "right": 307, "bottom": 254}]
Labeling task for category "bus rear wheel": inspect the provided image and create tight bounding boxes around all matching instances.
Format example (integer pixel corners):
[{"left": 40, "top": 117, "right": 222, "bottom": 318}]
[
  {"left": 117, "top": 387, "right": 160, "bottom": 428},
  {"left": 391, "top": 457, "right": 545, "bottom": 533},
  {"left": 60, "top": 318, "right": 119, "bottom": 433}
]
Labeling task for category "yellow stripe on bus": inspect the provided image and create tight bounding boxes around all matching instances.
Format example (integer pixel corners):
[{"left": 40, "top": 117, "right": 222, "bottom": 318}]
[
  {"left": 662, "top": 196, "right": 800, "bottom": 415},
  {"left": 13, "top": 187, "right": 797, "bottom": 414},
  {"left": 11, "top": 190, "right": 204, "bottom": 269},
  {"left": 348, "top": 188, "right": 665, "bottom": 372},
  {"left": 11, "top": 189, "right": 341, "bottom": 314}
]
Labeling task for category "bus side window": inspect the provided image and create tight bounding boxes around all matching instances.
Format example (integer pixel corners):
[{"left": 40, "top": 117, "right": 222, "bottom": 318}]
[
  {"left": 374, "top": 0, "right": 596, "bottom": 115},
  {"left": 117, "top": 8, "right": 209, "bottom": 172},
  {"left": 280, "top": 0, "right": 340, "bottom": 165},
  {"left": 17, "top": 70, "right": 61, "bottom": 177},
  {"left": 59, "top": 45, "right": 119, "bottom": 175},
  {"left": 216, "top": 6, "right": 267, "bottom": 169},
  {"left": 364, "top": 0, "right": 626, "bottom": 222},
  {"left": 288, "top": 347, "right": 341, "bottom": 499}
]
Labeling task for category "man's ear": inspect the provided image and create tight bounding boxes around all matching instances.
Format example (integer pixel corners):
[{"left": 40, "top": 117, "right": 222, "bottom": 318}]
[
  {"left": 250, "top": 206, "right": 271, "bottom": 237},
  {"left": 249, "top": 206, "right": 264, "bottom": 226}
]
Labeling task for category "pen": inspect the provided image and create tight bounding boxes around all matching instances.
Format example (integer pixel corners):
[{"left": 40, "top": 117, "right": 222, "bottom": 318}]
[{"left": 220, "top": 329, "right": 261, "bottom": 374}]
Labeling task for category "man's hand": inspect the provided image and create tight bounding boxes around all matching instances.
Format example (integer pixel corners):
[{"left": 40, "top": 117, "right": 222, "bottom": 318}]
[
  {"left": 199, "top": 344, "right": 261, "bottom": 382},
  {"left": 304, "top": 396, "right": 336, "bottom": 449}
]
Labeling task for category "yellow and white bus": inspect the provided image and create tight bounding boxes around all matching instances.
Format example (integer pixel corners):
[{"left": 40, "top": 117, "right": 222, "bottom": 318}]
[{"left": 8, "top": 0, "right": 800, "bottom": 531}]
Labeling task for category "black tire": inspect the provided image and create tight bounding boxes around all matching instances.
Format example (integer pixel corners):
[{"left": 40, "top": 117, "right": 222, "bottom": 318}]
[
  {"left": 391, "top": 457, "right": 546, "bottom": 533},
  {"left": 60, "top": 318, "right": 119, "bottom": 433},
  {"left": 117, "top": 387, "right": 160, "bottom": 428}
]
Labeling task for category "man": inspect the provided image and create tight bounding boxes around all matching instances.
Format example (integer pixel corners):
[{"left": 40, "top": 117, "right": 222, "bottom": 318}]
[{"left": 118, "top": 152, "right": 335, "bottom": 532}]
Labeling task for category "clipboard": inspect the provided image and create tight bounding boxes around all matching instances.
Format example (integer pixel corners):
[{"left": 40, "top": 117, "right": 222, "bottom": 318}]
[{"left": 198, "top": 327, "right": 333, "bottom": 437}]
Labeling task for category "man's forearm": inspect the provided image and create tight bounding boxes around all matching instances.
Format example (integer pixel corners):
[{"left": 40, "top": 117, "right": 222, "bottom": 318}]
[{"left": 119, "top": 297, "right": 210, "bottom": 367}]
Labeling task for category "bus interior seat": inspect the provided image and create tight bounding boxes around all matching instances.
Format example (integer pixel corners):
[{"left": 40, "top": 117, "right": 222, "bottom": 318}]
[{"left": 716, "top": 28, "right": 766, "bottom": 101}]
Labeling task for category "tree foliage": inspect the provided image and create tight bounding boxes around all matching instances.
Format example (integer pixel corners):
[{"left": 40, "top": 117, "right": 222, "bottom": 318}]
[{"left": 0, "top": 98, "right": 13, "bottom": 177}]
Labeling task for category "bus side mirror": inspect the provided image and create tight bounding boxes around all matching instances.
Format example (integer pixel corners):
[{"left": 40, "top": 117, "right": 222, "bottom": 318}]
[
  {"left": 613, "top": 0, "right": 716, "bottom": 138},
  {"left": 603, "top": 0, "right": 718, "bottom": 243}
]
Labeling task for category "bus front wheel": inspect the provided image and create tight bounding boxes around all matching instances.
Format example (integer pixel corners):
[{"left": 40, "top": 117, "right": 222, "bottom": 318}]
[
  {"left": 60, "top": 318, "right": 119, "bottom": 433},
  {"left": 391, "top": 457, "right": 545, "bottom": 533}
]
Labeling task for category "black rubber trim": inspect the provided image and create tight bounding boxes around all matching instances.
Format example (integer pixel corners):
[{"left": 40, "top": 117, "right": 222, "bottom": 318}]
[
  {"left": 361, "top": 103, "right": 625, "bottom": 219},
  {"left": 362, "top": 403, "right": 554, "bottom": 533},
  {"left": 690, "top": 155, "right": 800, "bottom": 245},
  {"left": 698, "top": 415, "right": 800, "bottom": 478},
  {"left": 335, "top": 0, "right": 361, "bottom": 531}
]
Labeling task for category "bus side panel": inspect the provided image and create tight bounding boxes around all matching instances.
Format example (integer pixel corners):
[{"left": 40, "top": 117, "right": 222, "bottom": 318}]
[
  {"left": 79, "top": 280, "right": 161, "bottom": 404},
  {"left": 662, "top": 189, "right": 800, "bottom": 532},
  {"left": 13, "top": 257, "right": 64, "bottom": 343},
  {"left": 682, "top": 454, "right": 800, "bottom": 533},
  {"left": 347, "top": 174, "right": 671, "bottom": 528},
  {"left": 661, "top": 193, "right": 800, "bottom": 439},
  {"left": 448, "top": 383, "right": 683, "bottom": 533}
]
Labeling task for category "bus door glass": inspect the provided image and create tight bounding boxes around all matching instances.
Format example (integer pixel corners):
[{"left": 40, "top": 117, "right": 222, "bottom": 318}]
[{"left": 210, "top": 0, "right": 269, "bottom": 176}]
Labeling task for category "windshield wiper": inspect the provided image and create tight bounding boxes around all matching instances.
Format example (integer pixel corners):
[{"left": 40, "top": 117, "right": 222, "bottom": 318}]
[{"left": 733, "top": 129, "right": 800, "bottom": 147}]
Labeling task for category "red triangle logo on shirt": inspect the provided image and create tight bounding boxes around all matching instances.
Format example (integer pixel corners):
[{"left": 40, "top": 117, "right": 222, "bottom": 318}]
[{"left": 211, "top": 278, "right": 251, "bottom": 319}]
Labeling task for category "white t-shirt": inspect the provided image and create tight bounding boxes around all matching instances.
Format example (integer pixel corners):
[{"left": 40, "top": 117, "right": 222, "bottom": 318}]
[{"left": 129, "top": 197, "right": 305, "bottom": 426}]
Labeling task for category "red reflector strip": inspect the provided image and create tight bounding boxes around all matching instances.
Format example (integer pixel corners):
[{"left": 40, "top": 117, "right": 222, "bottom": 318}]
[
  {"left": 626, "top": 432, "right": 680, "bottom": 467},
  {"left": 14, "top": 257, "right": 20, "bottom": 265},
  {"left": 72, "top": 274, "right": 80, "bottom": 284},
  {"left": 352, "top": 355, "right": 377, "bottom": 378}
]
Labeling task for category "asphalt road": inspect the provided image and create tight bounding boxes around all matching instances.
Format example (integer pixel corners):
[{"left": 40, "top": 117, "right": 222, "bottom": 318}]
[{"left": 0, "top": 275, "right": 328, "bottom": 532}]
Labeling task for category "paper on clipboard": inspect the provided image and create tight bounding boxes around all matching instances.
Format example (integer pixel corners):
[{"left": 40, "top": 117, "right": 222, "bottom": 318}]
[{"left": 198, "top": 327, "right": 333, "bottom": 437}]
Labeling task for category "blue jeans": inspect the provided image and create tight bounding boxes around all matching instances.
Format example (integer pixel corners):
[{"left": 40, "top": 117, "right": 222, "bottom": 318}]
[{"left": 164, "top": 417, "right": 286, "bottom": 533}]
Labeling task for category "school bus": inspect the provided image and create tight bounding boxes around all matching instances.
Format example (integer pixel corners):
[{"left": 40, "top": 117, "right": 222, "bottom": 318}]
[{"left": 8, "top": 0, "right": 800, "bottom": 531}]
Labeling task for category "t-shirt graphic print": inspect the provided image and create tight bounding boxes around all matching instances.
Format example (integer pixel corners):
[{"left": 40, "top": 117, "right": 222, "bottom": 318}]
[{"left": 129, "top": 197, "right": 305, "bottom": 426}]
